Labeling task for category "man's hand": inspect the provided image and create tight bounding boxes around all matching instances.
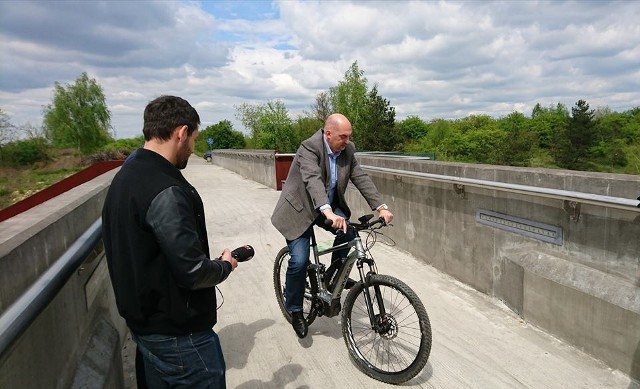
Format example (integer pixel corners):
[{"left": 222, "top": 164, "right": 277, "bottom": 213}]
[
  {"left": 219, "top": 248, "right": 238, "bottom": 271},
  {"left": 378, "top": 209, "right": 394, "bottom": 225},
  {"left": 323, "top": 209, "right": 347, "bottom": 233}
]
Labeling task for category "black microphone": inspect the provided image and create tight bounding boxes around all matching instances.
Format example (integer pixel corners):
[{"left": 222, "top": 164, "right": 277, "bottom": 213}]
[{"left": 230, "top": 245, "right": 254, "bottom": 262}]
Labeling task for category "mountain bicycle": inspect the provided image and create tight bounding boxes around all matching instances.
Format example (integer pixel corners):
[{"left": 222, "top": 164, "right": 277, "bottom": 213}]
[{"left": 273, "top": 214, "right": 432, "bottom": 384}]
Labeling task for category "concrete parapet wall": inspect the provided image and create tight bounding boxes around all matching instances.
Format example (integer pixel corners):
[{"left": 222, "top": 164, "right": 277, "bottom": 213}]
[
  {"left": 211, "top": 149, "right": 276, "bottom": 189},
  {"left": 0, "top": 171, "right": 112, "bottom": 312},
  {"left": 0, "top": 169, "right": 126, "bottom": 388},
  {"left": 346, "top": 155, "right": 640, "bottom": 379}
]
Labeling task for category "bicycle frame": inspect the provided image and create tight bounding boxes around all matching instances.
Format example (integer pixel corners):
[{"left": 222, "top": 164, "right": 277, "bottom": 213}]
[{"left": 307, "top": 225, "right": 385, "bottom": 326}]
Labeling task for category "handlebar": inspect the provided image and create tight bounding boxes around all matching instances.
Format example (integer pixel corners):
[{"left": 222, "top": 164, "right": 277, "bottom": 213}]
[
  {"left": 323, "top": 214, "right": 387, "bottom": 232},
  {"left": 352, "top": 215, "right": 387, "bottom": 231}
]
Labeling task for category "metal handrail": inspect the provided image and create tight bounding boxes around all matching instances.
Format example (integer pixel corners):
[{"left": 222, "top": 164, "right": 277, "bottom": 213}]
[
  {"left": 0, "top": 218, "right": 102, "bottom": 358},
  {"left": 361, "top": 165, "right": 640, "bottom": 212}
]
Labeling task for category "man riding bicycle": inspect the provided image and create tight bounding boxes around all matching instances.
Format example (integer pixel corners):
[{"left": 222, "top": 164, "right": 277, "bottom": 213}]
[{"left": 271, "top": 113, "right": 393, "bottom": 338}]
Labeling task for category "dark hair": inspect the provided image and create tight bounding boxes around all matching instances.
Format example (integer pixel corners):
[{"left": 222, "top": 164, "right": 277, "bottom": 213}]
[{"left": 142, "top": 95, "right": 200, "bottom": 141}]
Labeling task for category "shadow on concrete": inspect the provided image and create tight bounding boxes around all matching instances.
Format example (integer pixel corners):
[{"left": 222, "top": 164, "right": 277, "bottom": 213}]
[
  {"left": 297, "top": 333, "right": 313, "bottom": 348},
  {"left": 287, "top": 315, "right": 344, "bottom": 350},
  {"left": 308, "top": 316, "right": 343, "bottom": 340},
  {"left": 235, "top": 364, "right": 307, "bottom": 389},
  {"left": 393, "top": 361, "right": 434, "bottom": 387},
  {"left": 218, "top": 318, "right": 275, "bottom": 370}
]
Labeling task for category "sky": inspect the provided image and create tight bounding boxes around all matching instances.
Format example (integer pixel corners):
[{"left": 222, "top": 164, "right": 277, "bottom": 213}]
[{"left": 1, "top": 0, "right": 639, "bottom": 139}]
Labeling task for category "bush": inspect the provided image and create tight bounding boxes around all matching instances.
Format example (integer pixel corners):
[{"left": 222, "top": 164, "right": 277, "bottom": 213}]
[
  {"left": 82, "top": 149, "right": 129, "bottom": 165},
  {"left": 0, "top": 138, "right": 50, "bottom": 167},
  {"left": 100, "top": 137, "right": 143, "bottom": 154},
  {"left": 81, "top": 137, "right": 143, "bottom": 164}
]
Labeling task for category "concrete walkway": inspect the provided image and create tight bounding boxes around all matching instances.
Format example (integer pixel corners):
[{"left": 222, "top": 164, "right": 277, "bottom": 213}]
[{"left": 126, "top": 155, "right": 637, "bottom": 388}]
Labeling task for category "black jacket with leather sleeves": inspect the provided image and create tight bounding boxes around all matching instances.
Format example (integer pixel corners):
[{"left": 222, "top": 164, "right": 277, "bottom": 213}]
[{"left": 102, "top": 148, "right": 232, "bottom": 335}]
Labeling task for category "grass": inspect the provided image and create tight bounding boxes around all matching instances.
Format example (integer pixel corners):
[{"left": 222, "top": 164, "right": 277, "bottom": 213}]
[{"left": 0, "top": 150, "right": 86, "bottom": 211}]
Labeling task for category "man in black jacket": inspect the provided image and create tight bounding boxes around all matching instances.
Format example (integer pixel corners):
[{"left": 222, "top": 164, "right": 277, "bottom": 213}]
[{"left": 102, "top": 95, "right": 237, "bottom": 388}]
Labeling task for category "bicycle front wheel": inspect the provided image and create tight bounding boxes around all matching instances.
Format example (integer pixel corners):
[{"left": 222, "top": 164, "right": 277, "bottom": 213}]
[
  {"left": 342, "top": 274, "right": 432, "bottom": 384},
  {"left": 273, "top": 247, "right": 317, "bottom": 326}
]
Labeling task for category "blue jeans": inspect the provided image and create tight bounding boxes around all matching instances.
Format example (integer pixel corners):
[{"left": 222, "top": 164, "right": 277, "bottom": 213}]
[
  {"left": 284, "top": 208, "right": 354, "bottom": 312},
  {"left": 132, "top": 329, "right": 226, "bottom": 388}
]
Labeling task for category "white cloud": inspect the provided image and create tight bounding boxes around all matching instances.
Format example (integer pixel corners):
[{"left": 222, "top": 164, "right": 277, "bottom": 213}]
[{"left": 0, "top": 0, "right": 639, "bottom": 139}]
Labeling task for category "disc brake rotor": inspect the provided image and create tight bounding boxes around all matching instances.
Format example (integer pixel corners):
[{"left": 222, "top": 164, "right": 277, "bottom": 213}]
[{"left": 376, "top": 313, "right": 398, "bottom": 340}]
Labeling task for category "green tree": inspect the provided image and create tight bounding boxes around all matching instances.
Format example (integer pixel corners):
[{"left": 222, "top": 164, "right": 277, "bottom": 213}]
[
  {"left": 620, "top": 107, "right": 640, "bottom": 144},
  {"left": 454, "top": 115, "right": 502, "bottom": 163},
  {"left": 456, "top": 114, "right": 494, "bottom": 134},
  {"left": 620, "top": 107, "right": 640, "bottom": 174},
  {"left": 329, "top": 61, "right": 398, "bottom": 150},
  {"left": 397, "top": 116, "right": 429, "bottom": 146},
  {"left": 553, "top": 99, "right": 596, "bottom": 170},
  {"left": 329, "top": 61, "right": 368, "bottom": 144},
  {"left": 435, "top": 123, "right": 467, "bottom": 161},
  {"left": 359, "top": 85, "right": 397, "bottom": 151},
  {"left": 406, "top": 118, "right": 451, "bottom": 159},
  {"left": 43, "top": 72, "right": 112, "bottom": 154},
  {"left": 196, "top": 120, "right": 246, "bottom": 153},
  {"left": 235, "top": 100, "right": 297, "bottom": 152},
  {"left": 495, "top": 112, "right": 537, "bottom": 167},
  {"left": 531, "top": 103, "right": 569, "bottom": 149},
  {"left": 426, "top": 115, "right": 504, "bottom": 163},
  {"left": 293, "top": 116, "right": 322, "bottom": 145},
  {"left": 426, "top": 119, "right": 451, "bottom": 149},
  {"left": 590, "top": 110, "right": 629, "bottom": 169},
  {"left": 588, "top": 106, "right": 640, "bottom": 171}
]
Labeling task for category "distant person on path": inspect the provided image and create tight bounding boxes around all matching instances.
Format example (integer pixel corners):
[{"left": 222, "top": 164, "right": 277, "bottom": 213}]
[
  {"left": 271, "top": 113, "right": 394, "bottom": 338},
  {"left": 102, "top": 95, "right": 238, "bottom": 388}
]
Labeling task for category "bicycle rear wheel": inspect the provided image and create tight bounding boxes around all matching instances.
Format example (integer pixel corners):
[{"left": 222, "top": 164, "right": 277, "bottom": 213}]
[
  {"left": 341, "top": 274, "right": 431, "bottom": 384},
  {"left": 273, "top": 247, "right": 318, "bottom": 326}
]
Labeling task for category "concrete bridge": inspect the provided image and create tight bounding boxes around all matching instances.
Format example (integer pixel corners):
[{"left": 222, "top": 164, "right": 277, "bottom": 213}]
[{"left": 1, "top": 151, "right": 639, "bottom": 388}]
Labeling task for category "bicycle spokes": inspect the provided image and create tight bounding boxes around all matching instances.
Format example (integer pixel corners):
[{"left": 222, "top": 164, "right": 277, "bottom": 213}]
[{"left": 342, "top": 274, "right": 431, "bottom": 384}]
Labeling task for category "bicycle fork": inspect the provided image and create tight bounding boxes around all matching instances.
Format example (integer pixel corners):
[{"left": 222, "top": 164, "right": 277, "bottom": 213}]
[{"left": 355, "top": 252, "right": 388, "bottom": 332}]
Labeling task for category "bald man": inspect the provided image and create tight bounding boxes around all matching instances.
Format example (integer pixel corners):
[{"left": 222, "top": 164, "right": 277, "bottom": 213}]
[{"left": 271, "top": 113, "right": 393, "bottom": 338}]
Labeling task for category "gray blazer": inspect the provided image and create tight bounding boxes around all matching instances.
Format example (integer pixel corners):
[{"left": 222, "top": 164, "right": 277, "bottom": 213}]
[{"left": 271, "top": 129, "right": 384, "bottom": 241}]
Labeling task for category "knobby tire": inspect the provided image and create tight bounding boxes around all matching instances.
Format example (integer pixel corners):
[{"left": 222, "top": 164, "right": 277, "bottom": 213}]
[
  {"left": 342, "top": 274, "right": 432, "bottom": 384},
  {"left": 273, "top": 247, "right": 317, "bottom": 326}
]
